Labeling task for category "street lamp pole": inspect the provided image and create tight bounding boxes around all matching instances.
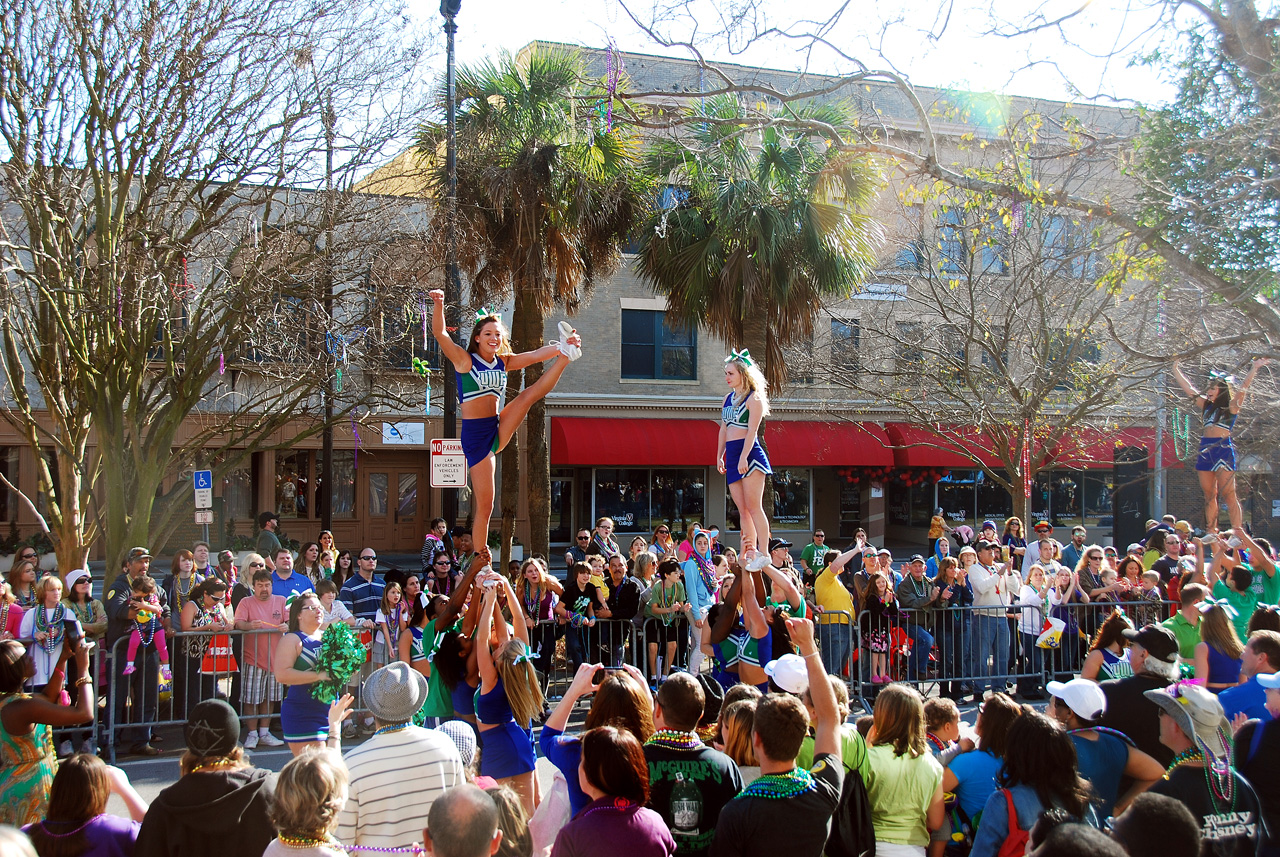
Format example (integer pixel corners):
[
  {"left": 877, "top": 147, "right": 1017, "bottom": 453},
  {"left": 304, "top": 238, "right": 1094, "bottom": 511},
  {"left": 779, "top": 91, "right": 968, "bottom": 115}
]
[
  {"left": 441, "top": 0, "right": 461, "bottom": 531},
  {"left": 320, "top": 87, "right": 335, "bottom": 530}
]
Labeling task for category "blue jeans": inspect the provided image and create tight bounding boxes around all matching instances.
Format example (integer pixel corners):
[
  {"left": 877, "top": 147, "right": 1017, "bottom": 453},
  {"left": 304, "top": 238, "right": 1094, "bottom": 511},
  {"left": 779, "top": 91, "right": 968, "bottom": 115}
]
[
  {"left": 905, "top": 624, "right": 934, "bottom": 679},
  {"left": 819, "top": 621, "right": 852, "bottom": 677},
  {"left": 110, "top": 645, "right": 159, "bottom": 747},
  {"left": 565, "top": 625, "right": 589, "bottom": 671},
  {"left": 1017, "top": 632, "right": 1044, "bottom": 695},
  {"left": 973, "top": 613, "right": 1010, "bottom": 695}
]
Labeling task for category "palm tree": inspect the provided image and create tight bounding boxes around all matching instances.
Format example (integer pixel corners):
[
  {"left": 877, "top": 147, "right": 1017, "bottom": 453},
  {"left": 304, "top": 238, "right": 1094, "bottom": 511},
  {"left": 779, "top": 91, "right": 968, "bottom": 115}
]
[
  {"left": 416, "top": 47, "right": 647, "bottom": 558},
  {"left": 635, "top": 95, "right": 884, "bottom": 389}
]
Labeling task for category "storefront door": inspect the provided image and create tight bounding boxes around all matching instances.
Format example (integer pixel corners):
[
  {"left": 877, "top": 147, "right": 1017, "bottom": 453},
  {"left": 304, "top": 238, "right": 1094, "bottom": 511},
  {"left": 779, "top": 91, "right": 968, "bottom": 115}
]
[{"left": 364, "top": 468, "right": 424, "bottom": 551}]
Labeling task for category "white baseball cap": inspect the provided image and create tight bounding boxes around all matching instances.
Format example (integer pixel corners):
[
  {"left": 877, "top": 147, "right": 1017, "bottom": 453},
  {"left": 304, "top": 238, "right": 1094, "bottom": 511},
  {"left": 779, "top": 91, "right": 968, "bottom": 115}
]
[
  {"left": 1046, "top": 678, "right": 1107, "bottom": 721},
  {"left": 764, "top": 654, "right": 809, "bottom": 695}
]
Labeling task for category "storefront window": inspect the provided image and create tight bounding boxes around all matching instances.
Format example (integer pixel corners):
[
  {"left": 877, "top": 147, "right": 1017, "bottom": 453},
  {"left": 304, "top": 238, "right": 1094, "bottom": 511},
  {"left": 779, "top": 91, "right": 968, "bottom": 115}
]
[
  {"left": 887, "top": 482, "right": 910, "bottom": 526},
  {"left": 839, "top": 481, "right": 861, "bottom": 538},
  {"left": 977, "top": 475, "right": 1013, "bottom": 522},
  {"left": 1083, "top": 472, "right": 1114, "bottom": 537},
  {"left": 938, "top": 470, "right": 978, "bottom": 525},
  {"left": 594, "top": 468, "right": 705, "bottom": 534},
  {"left": 276, "top": 451, "right": 310, "bottom": 518},
  {"left": 773, "top": 469, "right": 812, "bottom": 528},
  {"left": 223, "top": 466, "right": 253, "bottom": 523},
  {"left": 368, "top": 472, "right": 388, "bottom": 518},
  {"left": 550, "top": 469, "right": 573, "bottom": 544},
  {"left": 313, "top": 451, "right": 356, "bottom": 519}
]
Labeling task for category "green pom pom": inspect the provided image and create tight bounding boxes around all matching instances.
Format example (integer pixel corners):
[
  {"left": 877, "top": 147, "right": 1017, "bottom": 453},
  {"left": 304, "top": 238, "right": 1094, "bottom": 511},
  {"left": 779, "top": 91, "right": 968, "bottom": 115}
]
[{"left": 311, "top": 623, "right": 368, "bottom": 704}]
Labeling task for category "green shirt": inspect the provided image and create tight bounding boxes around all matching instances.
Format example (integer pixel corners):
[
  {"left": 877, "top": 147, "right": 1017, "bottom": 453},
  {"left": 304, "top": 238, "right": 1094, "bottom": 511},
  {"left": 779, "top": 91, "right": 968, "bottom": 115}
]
[
  {"left": 865, "top": 744, "right": 944, "bottom": 847},
  {"left": 256, "top": 528, "right": 282, "bottom": 562},
  {"left": 797, "top": 722, "right": 870, "bottom": 782},
  {"left": 422, "top": 617, "right": 461, "bottom": 719},
  {"left": 801, "top": 542, "right": 827, "bottom": 571},
  {"left": 1246, "top": 564, "right": 1280, "bottom": 609},
  {"left": 644, "top": 581, "right": 687, "bottom": 623},
  {"left": 1212, "top": 580, "right": 1259, "bottom": 642},
  {"left": 1161, "top": 611, "right": 1202, "bottom": 660}
]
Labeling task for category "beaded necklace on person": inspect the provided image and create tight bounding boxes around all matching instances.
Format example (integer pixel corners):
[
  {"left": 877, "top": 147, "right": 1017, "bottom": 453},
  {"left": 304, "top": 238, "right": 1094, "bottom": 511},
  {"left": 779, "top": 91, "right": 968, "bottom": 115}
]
[
  {"left": 1066, "top": 726, "right": 1135, "bottom": 747},
  {"left": 926, "top": 732, "right": 949, "bottom": 753},
  {"left": 655, "top": 580, "right": 679, "bottom": 625},
  {"left": 740, "top": 768, "right": 816, "bottom": 800},
  {"left": 691, "top": 549, "right": 717, "bottom": 595},
  {"left": 372, "top": 723, "right": 409, "bottom": 739},
  {"left": 173, "top": 573, "right": 196, "bottom": 612},
  {"left": 67, "top": 598, "right": 94, "bottom": 627},
  {"left": 523, "top": 583, "right": 544, "bottom": 621},
  {"left": 646, "top": 729, "right": 702, "bottom": 751},
  {"left": 136, "top": 611, "right": 158, "bottom": 646},
  {"left": 1163, "top": 748, "right": 1238, "bottom": 811},
  {"left": 583, "top": 797, "right": 636, "bottom": 817},
  {"left": 190, "top": 758, "right": 238, "bottom": 775},
  {"left": 16, "top": 586, "right": 36, "bottom": 609},
  {"left": 277, "top": 832, "right": 427, "bottom": 854},
  {"left": 35, "top": 603, "right": 66, "bottom": 653},
  {"left": 592, "top": 533, "right": 617, "bottom": 558}
]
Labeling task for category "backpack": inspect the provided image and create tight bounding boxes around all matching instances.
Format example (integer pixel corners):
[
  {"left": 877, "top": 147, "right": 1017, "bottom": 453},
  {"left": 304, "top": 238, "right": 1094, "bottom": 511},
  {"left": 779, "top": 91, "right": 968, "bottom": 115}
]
[
  {"left": 996, "top": 789, "right": 1029, "bottom": 857},
  {"left": 825, "top": 762, "right": 876, "bottom": 857}
]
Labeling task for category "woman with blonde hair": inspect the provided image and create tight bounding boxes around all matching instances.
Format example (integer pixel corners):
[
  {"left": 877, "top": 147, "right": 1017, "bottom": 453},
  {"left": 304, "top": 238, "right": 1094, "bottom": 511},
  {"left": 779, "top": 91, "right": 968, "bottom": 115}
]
[
  {"left": 718, "top": 699, "right": 760, "bottom": 784},
  {"left": 0, "top": 580, "right": 23, "bottom": 641},
  {"left": 476, "top": 576, "right": 544, "bottom": 814},
  {"left": 263, "top": 748, "right": 349, "bottom": 856},
  {"left": 18, "top": 575, "right": 73, "bottom": 691},
  {"left": 516, "top": 557, "right": 562, "bottom": 694},
  {"left": 865, "top": 683, "right": 945, "bottom": 856},
  {"left": 719, "top": 351, "right": 773, "bottom": 569},
  {"left": 1194, "top": 601, "right": 1244, "bottom": 692}
]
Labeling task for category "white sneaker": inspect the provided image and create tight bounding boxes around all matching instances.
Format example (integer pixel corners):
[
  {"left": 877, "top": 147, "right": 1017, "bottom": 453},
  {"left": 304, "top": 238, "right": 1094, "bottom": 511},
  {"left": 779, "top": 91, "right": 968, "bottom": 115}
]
[
  {"left": 58, "top": 740, "right": 73, "bottom": 757},
  {"left": 744, "top": 552, "right": 771, "bottom": 572},
  {"left": 551, "top": 321, "right": 582, "bottom": 361},
  {"left": 243, "top": 731, "right": 259, "bottom": 749},
  {"left": 257, "top": 731, "right": 284, "bottom": 747}
]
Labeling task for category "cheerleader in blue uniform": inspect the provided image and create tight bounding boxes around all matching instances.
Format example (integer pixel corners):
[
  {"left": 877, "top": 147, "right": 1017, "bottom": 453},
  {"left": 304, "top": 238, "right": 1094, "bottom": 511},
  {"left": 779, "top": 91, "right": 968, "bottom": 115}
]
[
  {"left": 273, "top": 591, "right": 332, "bottom": 756},
  {"left": 476, "top": 576, "right": 544, "bottom": 815},
  {"left": 429, "top": 288, "right": 582, "bottom": 550},
  {"left": 1172, "top": 357, "right": 1269, "bottom": 532},
  {"left": 719, "top": 350, "right": 772, "bottom": 569}
]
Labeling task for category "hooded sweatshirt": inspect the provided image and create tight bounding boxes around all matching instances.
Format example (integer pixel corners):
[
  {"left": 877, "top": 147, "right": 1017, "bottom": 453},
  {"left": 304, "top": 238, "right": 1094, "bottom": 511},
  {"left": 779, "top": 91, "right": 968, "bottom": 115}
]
[
  {"left": 135, "top": 766, "right": 276, "bottom": 857},
  {"left": 925, "top": 538, "right": 948, "bottom": 579}
]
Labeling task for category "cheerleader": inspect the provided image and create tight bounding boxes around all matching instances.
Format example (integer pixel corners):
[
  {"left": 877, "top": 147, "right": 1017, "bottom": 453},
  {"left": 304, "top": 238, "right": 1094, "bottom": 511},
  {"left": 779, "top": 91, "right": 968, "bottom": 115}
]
[
  {"left": 273, "top": 591, "right": 332, "bottom": 755},
  {"left": 476, "top": 578, "right": 544, "bottom": 814},
  {"left": 708, "top": 560, "right": 772, "bottom": 692},
  {"left": 430, "top": 288, "right": 582, "bottom": 552},
  {"left": 718, "top": 350, "right": 772, "bottom": 570},
  {"left": 1172, "top": 356, "right": 1269, "bottom": 532}
]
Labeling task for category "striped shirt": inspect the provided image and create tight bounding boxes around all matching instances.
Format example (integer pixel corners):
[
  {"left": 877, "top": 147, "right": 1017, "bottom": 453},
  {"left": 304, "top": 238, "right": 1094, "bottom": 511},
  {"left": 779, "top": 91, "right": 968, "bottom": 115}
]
[
  {"left": 339, "top": 573, "right": 385, "bottom": 621},
  {"left": 336, "top": 726, "right": 465, "bottom": 850}
]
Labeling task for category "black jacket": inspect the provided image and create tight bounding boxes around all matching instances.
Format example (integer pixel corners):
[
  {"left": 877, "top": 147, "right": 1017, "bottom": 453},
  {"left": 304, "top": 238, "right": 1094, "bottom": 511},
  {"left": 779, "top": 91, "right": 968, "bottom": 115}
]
[{"left": 135, "top": 766, "right": 276, "bottom": 857}]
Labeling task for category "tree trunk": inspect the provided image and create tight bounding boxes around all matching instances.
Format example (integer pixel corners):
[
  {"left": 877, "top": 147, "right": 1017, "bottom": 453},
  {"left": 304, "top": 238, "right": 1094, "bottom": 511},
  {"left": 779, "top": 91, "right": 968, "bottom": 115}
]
[{"left": 524, "top": 305, "right": 552, "bottom": 561}]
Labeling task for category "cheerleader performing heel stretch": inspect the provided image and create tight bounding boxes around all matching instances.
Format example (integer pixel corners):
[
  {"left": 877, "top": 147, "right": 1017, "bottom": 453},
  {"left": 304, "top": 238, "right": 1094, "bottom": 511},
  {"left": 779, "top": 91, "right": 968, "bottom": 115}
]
[
  {"left": 429, "top": 289, "right": 581, "bottom": 553},
  {"left": 718, "top": 350, "right": 772, "bottom": 571}
]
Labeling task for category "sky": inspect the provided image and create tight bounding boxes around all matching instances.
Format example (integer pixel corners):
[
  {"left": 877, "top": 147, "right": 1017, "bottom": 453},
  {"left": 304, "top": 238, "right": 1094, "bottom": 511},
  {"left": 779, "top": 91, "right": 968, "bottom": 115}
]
[{"left": 409, "top": 0, "right": 1191, "bottom": 107}]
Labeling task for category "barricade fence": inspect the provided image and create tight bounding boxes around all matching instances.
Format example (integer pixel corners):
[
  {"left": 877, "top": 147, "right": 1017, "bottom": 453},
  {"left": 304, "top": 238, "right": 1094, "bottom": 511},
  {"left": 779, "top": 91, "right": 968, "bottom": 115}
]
[
  {"left": 58, "top": 595, "right": 1177, "bottom": 762},
  {"left": 842, "top": 597, "right": 1180, "bottom": 712}
]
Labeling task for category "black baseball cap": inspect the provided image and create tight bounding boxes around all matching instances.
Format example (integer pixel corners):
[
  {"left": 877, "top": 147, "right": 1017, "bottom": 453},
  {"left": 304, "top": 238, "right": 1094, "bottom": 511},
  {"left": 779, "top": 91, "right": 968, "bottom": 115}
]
[
  {"left": 768, "top": 538, "right": 792, "bottom": 552},
  {"left": 1122, "top": 624, "right": 1178, "bottom": 664},
  {"left": 909, "top": 554, "right": 925, "bottom": 564}
]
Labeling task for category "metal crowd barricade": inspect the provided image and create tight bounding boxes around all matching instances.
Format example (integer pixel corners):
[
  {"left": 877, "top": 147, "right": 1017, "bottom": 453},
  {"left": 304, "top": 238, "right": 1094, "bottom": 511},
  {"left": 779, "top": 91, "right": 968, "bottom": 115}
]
[
  {"left": 846, "top": 596, "right": 1181, "bottom": 711},
  {"left": 103, "top": 625, "right": 377, "bottom": 764},
  {"left": 46, "top": 639, "right": 105, "bottom": 752}
]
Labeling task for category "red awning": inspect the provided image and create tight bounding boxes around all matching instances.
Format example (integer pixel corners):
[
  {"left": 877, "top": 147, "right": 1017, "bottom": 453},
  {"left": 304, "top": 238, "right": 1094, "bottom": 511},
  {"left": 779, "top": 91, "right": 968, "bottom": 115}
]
[
  {"left": 1049, "top": 427, "right": 1182, "bottom": 469},
  {"left": 884, "top": 423, "right": 1004, "bottom": 468},
  {"left": 762, "top": 421, "right": 895, "bottom": 466},
  {"left": 550, "top": 417, "right": 720, "bottom": 466}
]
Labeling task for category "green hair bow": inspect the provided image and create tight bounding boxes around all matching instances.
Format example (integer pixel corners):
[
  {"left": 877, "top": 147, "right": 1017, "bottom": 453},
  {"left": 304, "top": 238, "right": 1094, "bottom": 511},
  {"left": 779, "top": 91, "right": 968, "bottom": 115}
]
[
  {"left": 725, "top": 348, "right": 754, "bottom": 368},
  {"left": 475, "top": 307, "right": 497, "bottom": 322}
]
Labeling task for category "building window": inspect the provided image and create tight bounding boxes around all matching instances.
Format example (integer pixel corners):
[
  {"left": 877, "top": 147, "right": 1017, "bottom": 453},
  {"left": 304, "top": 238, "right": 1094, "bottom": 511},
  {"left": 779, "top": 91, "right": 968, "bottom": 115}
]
[
  {"left": 831, "top": 318, "right": 860, "bottom": 377},
  {"left": 938, "top": 208, "right": 964, "bottom": 274},
  {"left": 621, "top": 310, "right": 696, "bottom": 380},
  {"left": 276, "top": 451, "right": 311, "bottom": 518},
  {"left": 223, "top": 466, "right": 253, "bottom": 523},
  {"left": 316, "top": 451, "right": 356, "bottom": 519},
  {"left": 594, "top": 468, "right": 705, "bottom": 534},
  {"left": 896, "top": 322, "right": 924, "bottom": 382},
  {"left": 550, "top": 468, "right": 573, "bottom": 544},
  {"left": 725, "top": 469, "right": 812, "bottom": 531}
]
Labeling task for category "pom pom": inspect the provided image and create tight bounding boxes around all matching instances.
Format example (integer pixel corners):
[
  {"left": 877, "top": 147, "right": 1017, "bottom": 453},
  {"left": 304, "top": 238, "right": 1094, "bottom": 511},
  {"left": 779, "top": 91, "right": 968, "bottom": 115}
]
[{"left": 311, "top": 623, "right": 367, "bottom": 704}]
